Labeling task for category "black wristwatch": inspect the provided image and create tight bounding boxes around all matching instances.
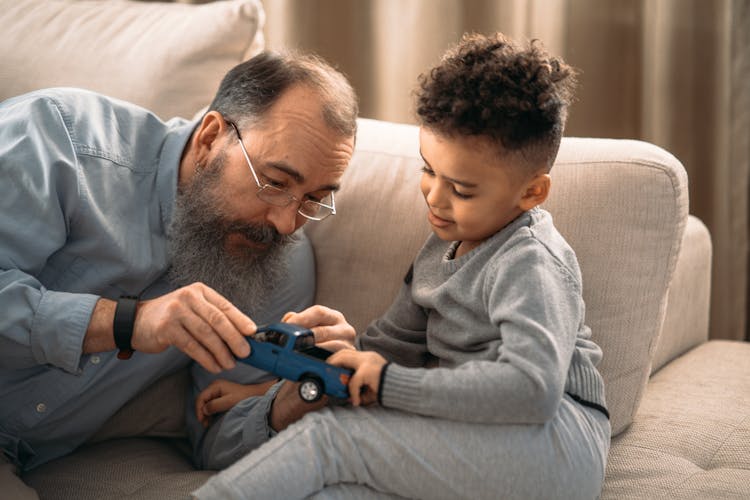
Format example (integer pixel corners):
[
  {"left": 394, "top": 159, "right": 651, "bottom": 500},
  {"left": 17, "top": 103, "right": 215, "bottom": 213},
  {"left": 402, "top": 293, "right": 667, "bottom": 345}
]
[{"left": 114, "top": 295, "right": 139, "bottom": 360}]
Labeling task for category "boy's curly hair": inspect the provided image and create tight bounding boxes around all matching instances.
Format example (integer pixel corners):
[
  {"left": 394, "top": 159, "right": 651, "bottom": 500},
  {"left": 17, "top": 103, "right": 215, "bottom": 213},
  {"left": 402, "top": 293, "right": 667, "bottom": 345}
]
[{"left": 416, "top": 32, "right": 577, "bottom": 171}]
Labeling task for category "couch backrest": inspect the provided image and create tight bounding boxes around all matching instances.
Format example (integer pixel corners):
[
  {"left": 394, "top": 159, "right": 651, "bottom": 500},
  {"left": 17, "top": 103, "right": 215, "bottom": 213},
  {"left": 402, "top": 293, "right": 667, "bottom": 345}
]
[
  {"left": 306, "top": 118, "right": 689, "bottom": 436},
  {"left": 0, "top": 0, "right": 264, "bottom": 120}
]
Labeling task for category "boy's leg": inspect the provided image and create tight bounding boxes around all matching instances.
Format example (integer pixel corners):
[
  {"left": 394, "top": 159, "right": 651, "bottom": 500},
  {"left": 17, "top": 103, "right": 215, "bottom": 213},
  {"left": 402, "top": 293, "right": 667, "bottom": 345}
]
[
  {"left": 193, "top": 395, "right": 610, "bottom": 500},
  {"left": 308, "top": 483, "right": 408, "bottom": 499}
]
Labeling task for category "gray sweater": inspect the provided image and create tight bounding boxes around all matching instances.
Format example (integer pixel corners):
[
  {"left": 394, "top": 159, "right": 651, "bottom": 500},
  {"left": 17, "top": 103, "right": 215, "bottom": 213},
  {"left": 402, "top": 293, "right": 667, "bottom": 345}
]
[{"left": 358, "top": 207, "right": 608, "bottom": 424}]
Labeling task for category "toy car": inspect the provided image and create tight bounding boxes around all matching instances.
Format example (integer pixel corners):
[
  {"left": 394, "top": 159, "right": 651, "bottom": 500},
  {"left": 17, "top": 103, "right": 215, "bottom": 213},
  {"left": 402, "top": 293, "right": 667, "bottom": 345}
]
[{"left": 237, "top": 322, "right": 352, "bottom": 403}]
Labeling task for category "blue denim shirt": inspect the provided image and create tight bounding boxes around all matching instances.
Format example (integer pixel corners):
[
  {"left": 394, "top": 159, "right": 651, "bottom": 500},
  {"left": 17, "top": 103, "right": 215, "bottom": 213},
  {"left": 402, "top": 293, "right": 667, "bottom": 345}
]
[{"left": 0, "top": 88, "right": 314, "bottom": 470}]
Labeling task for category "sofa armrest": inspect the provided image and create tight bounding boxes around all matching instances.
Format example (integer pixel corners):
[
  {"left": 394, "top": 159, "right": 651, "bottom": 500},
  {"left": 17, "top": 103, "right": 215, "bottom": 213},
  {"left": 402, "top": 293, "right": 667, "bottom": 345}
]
[{"left": 651, "top": 215, "right": 712, "bottom": 374}]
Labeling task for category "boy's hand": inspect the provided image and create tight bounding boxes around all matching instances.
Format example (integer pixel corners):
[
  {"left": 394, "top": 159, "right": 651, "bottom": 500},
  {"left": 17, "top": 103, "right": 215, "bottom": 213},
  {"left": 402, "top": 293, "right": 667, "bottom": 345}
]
[
  {"left": 282, "top": 306, "right": 355, "bottom": 352},
  {"left": 195, "top": 378, "right": 278, "bottom": 427},
  {"left": 327, "top": 350, "right": 387, "bottom": 407}
]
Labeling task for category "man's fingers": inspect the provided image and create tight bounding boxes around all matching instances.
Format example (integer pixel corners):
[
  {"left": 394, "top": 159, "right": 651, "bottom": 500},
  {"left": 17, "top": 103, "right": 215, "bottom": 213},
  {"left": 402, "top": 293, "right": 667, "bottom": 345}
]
[
  {"left": 175, "top": 313, "right": 236, "bottom": 371},
  {"left": 203, "top": 395, "right": 234, "bottom": 415},
  {"left": 192, "top": 286, "right": 254, "bottom": 358},
  {"left": 200, "top": 285, "right": 256, "bottom": 334},
  {"left": 173, "top": 329, "right": 223, "bottom": 373}
]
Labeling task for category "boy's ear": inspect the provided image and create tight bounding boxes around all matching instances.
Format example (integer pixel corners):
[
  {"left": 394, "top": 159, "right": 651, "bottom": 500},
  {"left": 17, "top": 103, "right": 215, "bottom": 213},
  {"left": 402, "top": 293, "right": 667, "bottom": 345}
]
[{"left": 519, "top": 173, "right": 551, "bottom": 211}]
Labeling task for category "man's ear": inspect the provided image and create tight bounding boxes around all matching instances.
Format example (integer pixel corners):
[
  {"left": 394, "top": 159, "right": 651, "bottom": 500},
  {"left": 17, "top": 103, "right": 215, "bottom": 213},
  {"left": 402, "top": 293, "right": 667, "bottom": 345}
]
[
  {"left": 519, "top": 173, "right": 551, "bottom": 211},
  {"left": 191, "top": 111, "right": 226, "bottom": 162}
]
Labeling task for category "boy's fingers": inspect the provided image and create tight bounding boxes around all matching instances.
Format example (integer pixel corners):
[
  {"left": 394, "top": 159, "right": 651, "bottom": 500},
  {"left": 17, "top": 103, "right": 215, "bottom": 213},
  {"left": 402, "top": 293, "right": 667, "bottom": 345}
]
[
  {"left": 316, "top": 339, "right": 355, "bottom": 352},
  {"left": 284, "top": 305, "right": 341, "bottom": 328},
  {"left": 348, "top": 374, "right": 362, "bottom": 406}
]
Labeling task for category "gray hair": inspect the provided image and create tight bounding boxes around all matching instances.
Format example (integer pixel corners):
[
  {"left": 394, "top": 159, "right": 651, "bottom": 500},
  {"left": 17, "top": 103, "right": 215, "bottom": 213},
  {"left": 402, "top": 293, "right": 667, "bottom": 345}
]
[{"left": 208, "top": 50, "right": 358, "bottom": 138}]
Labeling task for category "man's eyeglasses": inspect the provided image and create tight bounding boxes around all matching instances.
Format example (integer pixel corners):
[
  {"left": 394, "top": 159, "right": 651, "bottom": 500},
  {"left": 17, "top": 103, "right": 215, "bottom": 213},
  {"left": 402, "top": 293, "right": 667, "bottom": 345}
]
[{"left": 226, "top": 120, "right": 336, "bottom": 221}]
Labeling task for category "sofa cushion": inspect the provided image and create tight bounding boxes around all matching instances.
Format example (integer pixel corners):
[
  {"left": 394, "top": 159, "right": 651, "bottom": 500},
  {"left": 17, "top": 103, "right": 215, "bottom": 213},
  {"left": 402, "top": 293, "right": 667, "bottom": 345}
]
[
  {"left": 87, "top": 370, "right": 190, "bottom": 444},
  {"left": 307, "top": 120, "right": 689, "bottom": 436},
  {"left": 0, "top": 0, "right": 264, "bottom": 119},
  {"left": 602, "top": 340, "right": 750, "bottom": 499},
  {"left": 23, "top": 438, "right": 213, "bottom": 500}
]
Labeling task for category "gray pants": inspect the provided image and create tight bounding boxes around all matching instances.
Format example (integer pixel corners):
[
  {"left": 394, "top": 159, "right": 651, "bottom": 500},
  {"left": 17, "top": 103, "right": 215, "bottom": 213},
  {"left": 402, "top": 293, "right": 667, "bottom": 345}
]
[{"left": 193, "top": 394, "right": 610, "bottom": 500}]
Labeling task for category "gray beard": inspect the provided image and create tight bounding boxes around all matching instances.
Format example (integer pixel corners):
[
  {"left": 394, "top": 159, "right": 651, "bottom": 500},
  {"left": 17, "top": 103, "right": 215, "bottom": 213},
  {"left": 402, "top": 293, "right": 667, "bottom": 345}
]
[{"left": 167, "top": 153, "right": 294, "bottom": 315}]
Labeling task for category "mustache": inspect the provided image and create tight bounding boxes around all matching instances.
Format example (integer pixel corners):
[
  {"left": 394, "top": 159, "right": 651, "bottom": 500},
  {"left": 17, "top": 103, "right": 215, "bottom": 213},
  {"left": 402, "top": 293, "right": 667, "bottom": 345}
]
[{"left": 223, "top": 221, "right": 290, "bottom": 248}]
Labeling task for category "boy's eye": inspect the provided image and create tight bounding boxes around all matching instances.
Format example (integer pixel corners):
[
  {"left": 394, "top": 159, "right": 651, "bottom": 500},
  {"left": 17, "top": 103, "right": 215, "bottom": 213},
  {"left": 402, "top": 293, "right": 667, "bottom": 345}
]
[
  {"left": 452, "top": 187, "right": 473, "bottom": 200},
  {"left": 420, "top": 165, "right": 435, "bottom": 176}
]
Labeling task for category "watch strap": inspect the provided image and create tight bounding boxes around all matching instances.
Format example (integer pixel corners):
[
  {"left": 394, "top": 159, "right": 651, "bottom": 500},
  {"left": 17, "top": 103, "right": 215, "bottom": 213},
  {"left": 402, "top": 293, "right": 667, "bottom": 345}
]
[{"left": 114, "top": 295, "right": 138, "bottom": 360}]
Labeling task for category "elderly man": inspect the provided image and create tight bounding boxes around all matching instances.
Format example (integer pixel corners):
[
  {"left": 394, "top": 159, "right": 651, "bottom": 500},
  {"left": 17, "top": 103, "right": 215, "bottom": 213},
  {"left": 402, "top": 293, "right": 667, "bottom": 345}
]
[{"left": 0, "top": 50, "right": 358, "bottom": 496}]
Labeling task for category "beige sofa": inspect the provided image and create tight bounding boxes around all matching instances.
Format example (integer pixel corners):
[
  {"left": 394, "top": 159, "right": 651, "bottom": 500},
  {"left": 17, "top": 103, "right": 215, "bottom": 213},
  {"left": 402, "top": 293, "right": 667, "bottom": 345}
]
[{"left": 3, "top": 1, "right": 749, "bottom": 499}]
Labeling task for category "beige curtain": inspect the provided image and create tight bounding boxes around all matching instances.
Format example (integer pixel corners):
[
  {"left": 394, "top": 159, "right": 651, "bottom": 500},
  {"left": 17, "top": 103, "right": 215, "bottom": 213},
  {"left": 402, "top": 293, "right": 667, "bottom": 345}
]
[{"left": 263, "top": 0, "right": 750, "bottom": 342}]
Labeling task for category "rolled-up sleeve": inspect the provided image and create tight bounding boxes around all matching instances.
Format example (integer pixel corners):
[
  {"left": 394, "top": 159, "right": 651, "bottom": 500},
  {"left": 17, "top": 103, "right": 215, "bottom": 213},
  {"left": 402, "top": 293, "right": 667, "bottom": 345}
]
[
  {"left": 0, "top": 94, "right": 95, "bottom": 373},
  {"left": 30, "top": 290, "right": 99, "bottom": 373}
]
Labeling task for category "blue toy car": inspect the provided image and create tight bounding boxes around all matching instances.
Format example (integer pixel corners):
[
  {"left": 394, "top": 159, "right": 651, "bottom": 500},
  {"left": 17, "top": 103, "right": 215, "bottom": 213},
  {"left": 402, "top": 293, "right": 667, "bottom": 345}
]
[{"left": 237, "top": 322, "right": 352, "bottom": 403}]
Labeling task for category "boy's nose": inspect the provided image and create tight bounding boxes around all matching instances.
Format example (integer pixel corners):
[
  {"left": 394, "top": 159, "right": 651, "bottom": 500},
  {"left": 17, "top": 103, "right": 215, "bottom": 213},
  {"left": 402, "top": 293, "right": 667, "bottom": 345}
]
[{"left": 425, "top": 183, "right": 448, "bottom": 208}]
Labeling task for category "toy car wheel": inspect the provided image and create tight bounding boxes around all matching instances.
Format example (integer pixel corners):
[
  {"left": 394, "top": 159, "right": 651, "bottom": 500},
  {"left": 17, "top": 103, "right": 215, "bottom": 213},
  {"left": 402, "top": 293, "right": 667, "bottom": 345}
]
[{"left": 299, "top": 376, "right": 324, "bottom": 403}]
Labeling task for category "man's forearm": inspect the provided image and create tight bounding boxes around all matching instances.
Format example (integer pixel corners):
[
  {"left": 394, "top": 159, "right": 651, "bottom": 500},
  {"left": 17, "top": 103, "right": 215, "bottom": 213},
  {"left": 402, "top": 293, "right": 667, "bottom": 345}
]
[
  {"left": 269, "top": 381, "right": 328, "bottom": 432},
  {"left": 82, "top": 298, "right": 117, "bottom": 354}
]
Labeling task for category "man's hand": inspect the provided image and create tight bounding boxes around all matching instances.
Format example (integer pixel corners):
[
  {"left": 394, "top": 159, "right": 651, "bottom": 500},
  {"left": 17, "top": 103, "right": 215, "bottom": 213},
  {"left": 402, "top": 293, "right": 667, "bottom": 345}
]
[
  {"left": 328, "top": 350, "right": 388, "bottom": 407},
  {"left": 195, "top": 378, "right": 278, "bottom": 428},
  {"left": 281, "top": 305, "right": 356, "bottom": 352},
  {"left": 133, "top": 283, "right": 255, "bottom": 373}
]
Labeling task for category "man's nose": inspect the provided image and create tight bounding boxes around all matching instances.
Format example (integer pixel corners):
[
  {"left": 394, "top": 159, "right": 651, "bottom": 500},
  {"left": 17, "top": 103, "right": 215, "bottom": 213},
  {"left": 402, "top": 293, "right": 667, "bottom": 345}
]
[{"left": 265, "top": 203, "right": 301, "bottom": 235}]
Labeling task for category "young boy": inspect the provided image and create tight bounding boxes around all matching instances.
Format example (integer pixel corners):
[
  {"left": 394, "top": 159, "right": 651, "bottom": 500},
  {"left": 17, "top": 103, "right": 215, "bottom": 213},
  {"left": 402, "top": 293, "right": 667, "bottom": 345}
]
[{"left": 193, "top": 32, "right": 611, "bottom": 500}]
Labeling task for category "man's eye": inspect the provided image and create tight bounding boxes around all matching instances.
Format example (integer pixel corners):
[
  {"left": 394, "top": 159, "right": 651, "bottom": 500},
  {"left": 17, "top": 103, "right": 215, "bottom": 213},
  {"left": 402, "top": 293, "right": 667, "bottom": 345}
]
[
  {"left": 305, "top": 193, "right": 330, "bottom": 204},
  {"left": 263, "top": 177, "right": 286, "bottom": 189}
]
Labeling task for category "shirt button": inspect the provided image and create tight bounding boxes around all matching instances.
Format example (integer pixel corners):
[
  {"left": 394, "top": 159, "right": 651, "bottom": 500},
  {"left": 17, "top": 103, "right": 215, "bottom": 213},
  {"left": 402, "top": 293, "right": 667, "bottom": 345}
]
[
  {"left": 36, "top": 403, "right": 47, "bottom": 413},
  {"left": 91, "top": 356, "right": 101, "bottom": 364}
]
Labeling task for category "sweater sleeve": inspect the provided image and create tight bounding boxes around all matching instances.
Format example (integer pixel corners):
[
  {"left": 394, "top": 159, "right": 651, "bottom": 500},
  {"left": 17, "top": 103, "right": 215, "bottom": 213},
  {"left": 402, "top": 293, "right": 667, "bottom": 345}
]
[
  {"left": 379, "top": 238, "right": 581, "bottom": 424},
  {"left": 356, "top": 275, "right": 431, "bottom": 368}
]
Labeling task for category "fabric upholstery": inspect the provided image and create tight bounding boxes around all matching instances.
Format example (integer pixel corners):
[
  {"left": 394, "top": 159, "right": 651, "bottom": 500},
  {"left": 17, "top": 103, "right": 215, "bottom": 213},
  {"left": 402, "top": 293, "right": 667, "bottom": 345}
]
[
  {"left": 545, "top": 138, "right": 689, "bottom": 435},
  {"left": 23, "top": 438, "right": 213, "bottom": 500},
  {"left": 0, "top": 0, "right": 264, "bottom": 119},
  {"left": 87, "top": 370, "right": 190, "bottom": 444},
  {"left": 652, "top": 216, "right": 712, "bottom": 373},
  {"left": 602, "top": 340, "right": 750, "bottom": 499},
  {"left": 307, "top": 120, "right": 690, "bottom": 436}
]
